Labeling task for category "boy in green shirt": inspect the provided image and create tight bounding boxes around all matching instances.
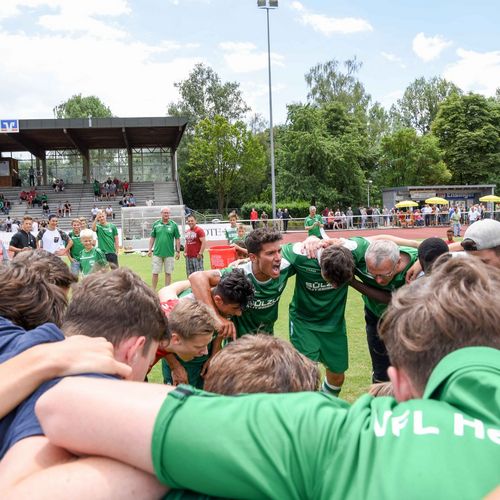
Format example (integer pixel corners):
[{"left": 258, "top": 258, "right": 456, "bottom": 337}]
[
  {"left": 77, "top": 229, "right": 108, "bottom": 276},
  {"left": 35, "top": 256, "right": 500, "bottom": 499},
  {"left": 92, "top": 210, "right": 119, "bottom": 267},
  {"left": 68, "top": 218, "right": 85, "bottom": 276},
  {"left": 224, "top": 215, "right": 238, "bottom": 244}
]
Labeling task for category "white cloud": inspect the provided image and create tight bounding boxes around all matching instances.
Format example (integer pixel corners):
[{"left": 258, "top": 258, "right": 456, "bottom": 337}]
[
  {"left": 444, "top": 48, "right": 500, "bottom": 96},
  {"left": 0, "top": 31, "right": 203, "bottom": 118},
  {"left": 219, "top": 41, "right": 284, "bottom": 73},
  {"left": 412, "top": 32, "right": 452, "bottom": 62},
  {"left": 291, "top": 1, "right": 372, "bottom": 36},
  {"left": 381, "top": 51, "right": 406, "bottom": 68}
]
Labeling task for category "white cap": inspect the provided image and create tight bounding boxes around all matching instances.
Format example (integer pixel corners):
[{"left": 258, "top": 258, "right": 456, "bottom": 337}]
[{"left": 462, "top": 219, "right": 500, "bottom": 250}]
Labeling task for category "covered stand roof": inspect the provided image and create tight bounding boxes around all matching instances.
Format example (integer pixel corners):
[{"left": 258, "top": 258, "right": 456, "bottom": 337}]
[{"left": 0, "top": 117, "right": 188, "bottom": 159}]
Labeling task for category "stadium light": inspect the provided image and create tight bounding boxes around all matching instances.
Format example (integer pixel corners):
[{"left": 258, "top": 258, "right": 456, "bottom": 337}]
[
  {"left": 367, "top": 180, "right": 373, "bottom": 207},
  {"left": 257, "top": 0, "right": 278, "bottom": 221}
]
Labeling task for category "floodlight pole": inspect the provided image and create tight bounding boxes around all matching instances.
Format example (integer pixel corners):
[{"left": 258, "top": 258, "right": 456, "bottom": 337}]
[
  {"left": 259, "top": 1, "right": 277, "bottom": 221},
  {"left": 367, "top": 180, "right": 372, "bottom": 207}
]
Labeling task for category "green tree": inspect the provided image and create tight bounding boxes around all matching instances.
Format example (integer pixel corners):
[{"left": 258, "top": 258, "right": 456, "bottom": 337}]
[
  {"left": 188, "top": 116, "right": 267, "bottom": 213},
  {"left": 168, "top": 64, "right": 252, "bottom": 210},
  {"left": 390, "top": 77, "right": 461, "bottom": 135},
  {"left": 376, "top": 128, "right": 451, "bottom": 188},
  {"left": 53, "top": 94, "right": 113, "bottom": 118},
  {"left": 432, "top": 93, "right": 500, "bottom": 184},
  {"left": 168, "top": 63, "right": 250, "bottom": 124},
  {"left": 305, "top": 57, "right": 371, "bottom": 115},
  {"left": 275, "top": 103, "right": 367, "bottom": 208}
]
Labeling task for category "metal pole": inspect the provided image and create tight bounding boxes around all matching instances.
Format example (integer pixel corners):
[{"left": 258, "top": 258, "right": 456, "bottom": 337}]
[
  {"left": 266, "top": 8, "right": 276, "bottom": 220},
  {"left": 367, "top": 182, "right": 370, "bottom": 207}
]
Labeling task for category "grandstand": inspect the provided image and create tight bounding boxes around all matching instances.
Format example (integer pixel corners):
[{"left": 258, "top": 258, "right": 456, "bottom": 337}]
[{"left": 0, "top": 181, "right": 180, "bottom": 231}]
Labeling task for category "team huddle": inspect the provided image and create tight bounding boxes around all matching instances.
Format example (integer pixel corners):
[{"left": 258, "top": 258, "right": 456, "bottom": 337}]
[{"left": 0, "top": 218, "right": 499, "bottom": 498}]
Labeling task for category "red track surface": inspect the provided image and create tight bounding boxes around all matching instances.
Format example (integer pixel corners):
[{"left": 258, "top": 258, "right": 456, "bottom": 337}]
[{"left": 206, "top": 225, "right": 464, "bottom": 247}]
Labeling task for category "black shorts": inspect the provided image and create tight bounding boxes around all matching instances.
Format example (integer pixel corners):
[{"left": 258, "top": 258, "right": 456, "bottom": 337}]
[{"left": 105, "top": 253, "right": 119, "bottom": 268}]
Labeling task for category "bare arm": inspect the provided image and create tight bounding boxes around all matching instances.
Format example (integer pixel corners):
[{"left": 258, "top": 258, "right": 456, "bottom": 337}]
[
  {"left": 189, "top": 270, "right": 236, "bottom": 340},
  {"left": 198, "top": 236, "right": 207, "bottom": 257},
  {"left": 158, "top": 280, "right": 191, "bottom": 302},
  {"left": 114, "top": 235, "right": 119, "bottom": 254},
  {"left": 367, "top": 234, "right": 420, "bottom": 248},
  {"left": 37, "top": 377, "right": 174, "bottom": 474},
  {"left": 147, "top": 237, "right": 155, "bottom": 257},
  {"left": 0, "top": 337, "right": 131, "bottom": 419},
  {"left": 349, "top": 278, "right": 392, "bottom": 305}
]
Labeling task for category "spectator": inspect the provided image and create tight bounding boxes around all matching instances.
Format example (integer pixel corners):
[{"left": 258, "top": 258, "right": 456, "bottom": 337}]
[
  {"left": 282, "top": 208, "right": 290, "bottom": 232},
  {"left": 92, "top": 210, "right": 119, "bottom": 268},
  {"left": 36, "top": 215, "right": 71, "bottom": 256},
  {"left": 261, "top": 210, "right": 268, "bottom": 228},
  {"left": 148, "top": 207, "right": 180, "bottom": 289},
  {"left": 5, "top": 216, "right": 12, "bottom": 233},
  {"left": 184, "top": 214, "right": 206, "bottom": 276},
  {"left": 91, "top": 205, "right": 99, "bottom": 221},
  {"left": 250, "top": 207, "right": 258, "bottom": 230},
  {"left": 63, "top": 201, "right": 72, "bottom": 218},
  {"left": 445, "top": 229, "right": 455, "bottom": 245},
  {"left": 42, "top": 200, "right": 50, "bottom": 216},
  {"left": 8, "top": 216, "right": 37, "bottom": 256},
  {"left": 128, "top": 193, "right": 136, "bottom": 207},
  {"left": 93, "top": 179, "right": 100, "bottom": 201},
  {"left": 304, "top": 205, "right": 323, "bottom": 237},
  {"left": 28, "top": 166, "right": 35, "bottom": 187},
  {"left": 105, "top": 205, "right": 114, "bottom": 220},
  {"left": 57, "top": 202, "right": 63, "bottom": 218}
]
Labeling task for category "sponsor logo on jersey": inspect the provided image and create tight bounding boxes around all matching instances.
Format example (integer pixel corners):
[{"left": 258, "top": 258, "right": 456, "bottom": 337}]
[
  {"left": 248, "top": 297, "right": 280, "bottom": 309},
  {"left": 305, "top": 281, "right": 333, "bottom": 291}
]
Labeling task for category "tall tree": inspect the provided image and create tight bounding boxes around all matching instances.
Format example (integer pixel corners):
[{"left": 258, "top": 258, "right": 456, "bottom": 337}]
[
  {"left": 275, "top": 103, "right": 367, "bottom": 208},
  {"left": 432, "top": 93, "right": 500, "bottom": 184},
  {"left": 53, "top": 94, "right": 113, "bottom": 118},
  {"left": 168, "top": 63, "right": 250, "bottom": 125},
  {"left": 168, "top": 64, "right": 252, "bottom": 210},
  {"left": 305, "top": 57, "right": 371, "bottom": 115},
  {"left": 376, "top": 128, "right": 451, "bottom": 187},
  {"left": 390, "top": 77, "right": 461, "bottom": 135},
  {"left": 188, "top": 116, "right": 267, "bottom": 213}
]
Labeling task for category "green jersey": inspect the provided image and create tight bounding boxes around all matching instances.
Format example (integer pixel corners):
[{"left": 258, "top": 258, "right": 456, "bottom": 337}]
[
  {"left": 304, "top": 214, "right": 323, "bottom": 237},
  {"left": 225, "top": 226, "right": 238, "bottom": 244},
  {"left": 152, "top": 347, "right": 500, "bottom": 500},
  {"left": 283, "top": 243, "right": 348, "bottom": 333},
  {"left": 78, "top": 247, "right": 107, "bottom": 275},
  {"left": 151, "top": 219, "right": 180, "bottom": 258},
  {"left": 95, "top": 222, "right": 118, "bottom": 254},
  {"left": 68, "top": 230, "right": 84, "bottom": 260},
  {"left": 222, "top": 259, "right": 295, "bottom": 336},
  {"left": 349, "top": 237, "right": 418, "bottom": 317}
]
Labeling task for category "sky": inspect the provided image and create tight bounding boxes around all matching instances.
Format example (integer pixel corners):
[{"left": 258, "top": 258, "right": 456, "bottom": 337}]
[{"left": 0, "top": 0, "right": 499, "bottom": 125}]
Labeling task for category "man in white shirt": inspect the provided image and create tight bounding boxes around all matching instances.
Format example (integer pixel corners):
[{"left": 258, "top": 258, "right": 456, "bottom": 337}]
[
  {"left": 91, "top": 205, "right": 99, "bottom": 221},
  {"left": 36, "top": 215, "right": 71, "bottom": 256}
]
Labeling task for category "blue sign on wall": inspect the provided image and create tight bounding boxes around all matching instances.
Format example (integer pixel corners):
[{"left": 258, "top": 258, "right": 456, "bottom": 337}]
[{"left": 0, "top": 120, "right": 19, "bottom": 133}]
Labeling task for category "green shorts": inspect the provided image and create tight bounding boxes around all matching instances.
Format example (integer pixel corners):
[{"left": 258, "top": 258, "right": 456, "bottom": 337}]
[
  {"left": 289, "top": 317, "right": 348, "bottom": 374},
  {"left": 161, "top": 355, "right": 207, "bottom": 390}
]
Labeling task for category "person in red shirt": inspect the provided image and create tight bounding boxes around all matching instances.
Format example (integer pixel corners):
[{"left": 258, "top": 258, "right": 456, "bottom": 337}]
[
  {"left": 184, "top": 214, "right": 206, "bottom": 276},
  {"left": 445, "top": 228, "right": 455, "bottom": 245},
  {"left": 250, "top": 207, "right": 258, "bottom": 230}
]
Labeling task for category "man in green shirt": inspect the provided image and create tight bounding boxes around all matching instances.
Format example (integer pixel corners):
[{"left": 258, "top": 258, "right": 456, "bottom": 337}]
[
  {"left": 68, "top": 218, "right": 85, "bottom": 275},
  {"left": 77, "top": 229, "right": 108, "bottom": 276},
  {"left": 190, "top": 228, "right": 295, "bottom": 339},
  {"left": 148, "top": 207, "right": 181, "bottom": 290},
  {"left": 92, "top": 210, "right": 119, "bottom": 267},
  {"left": 348, "top": 237, "right": 418, "bottom": 382},
  {"left": 35, "top": 257, "right": 500, "bottom": 499},
  {"left": 283, "top": 242, "right": 355, "bottom": 396},
  {"left": 304, "top": 205, "right": 324, "bottom": 238}
]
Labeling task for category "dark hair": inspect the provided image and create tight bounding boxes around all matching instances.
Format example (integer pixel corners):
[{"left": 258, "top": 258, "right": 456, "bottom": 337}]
[
  {"left": 320, "top": 245, "right": 354, "bottom": 287},
  {"left": 63, "top": 268, "right": 169, "bottom": 350},
  {"left": 48, "top": 214, "right": 58, "bottom": 221},
  {"left": 212, "top": 269, "right": 255, "bottom": 309},
  {"left": 418, "top": 237, "right": 449, "bottom": 273},
  {"left": 245, "top": 228, "right": 282, "bottom": 255},
  {"left": 380, "top": 256, "right": 500, "bottom": 394},
  {"left": 0, "top": 249, "right": 76, "bottom": 329},
  {"left": 204, "top": 334, "right": 320, "bottom": 394}
]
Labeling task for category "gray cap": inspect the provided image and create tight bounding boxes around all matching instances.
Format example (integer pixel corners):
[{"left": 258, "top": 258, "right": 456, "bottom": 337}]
[{"left": 462, "top": 219, "right": 500, "bottom": 250}]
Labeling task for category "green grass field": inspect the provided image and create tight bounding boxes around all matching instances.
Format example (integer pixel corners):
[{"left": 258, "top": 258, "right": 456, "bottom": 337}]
[{"left": 121, "top": 253, "right": 372, "bottom": 402}]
